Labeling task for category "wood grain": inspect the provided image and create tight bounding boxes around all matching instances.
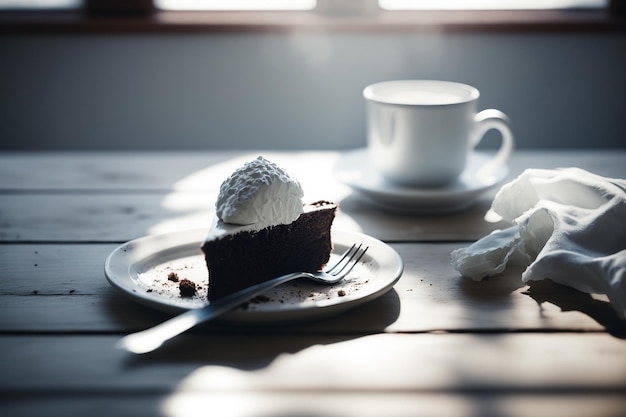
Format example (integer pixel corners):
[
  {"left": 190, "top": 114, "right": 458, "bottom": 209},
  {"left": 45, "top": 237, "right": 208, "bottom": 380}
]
[
  {"left": 1, "top": 244, "right": 624, "bottom": 333},
  {"left": 1, "top": 150, "right": 623, "bottom": 243},
  {"left": 1, "top": 333, "right": 625, "bottom": 392},
  {"left": 1, "top": 150, "right": 622, "bottom": 191},
  {"left": 0, "top": 150, "right": 624, "bottom": 417},
  {"left": 0, "top": 192, "right": 508, "bottom": 242},
  {"left": 2, "top": 392, "right": 625, "bottom": 417}
]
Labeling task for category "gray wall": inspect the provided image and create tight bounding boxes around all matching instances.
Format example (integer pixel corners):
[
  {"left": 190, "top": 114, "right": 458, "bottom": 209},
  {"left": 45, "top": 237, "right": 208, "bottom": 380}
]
[{"left": 1, "top": 31, "right": 625, "bottom": 150}]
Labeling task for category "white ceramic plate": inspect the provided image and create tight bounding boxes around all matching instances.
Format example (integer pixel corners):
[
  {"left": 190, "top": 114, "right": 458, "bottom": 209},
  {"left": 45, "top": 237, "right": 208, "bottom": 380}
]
[
  {"left": 333, "top": 148, "right": 508, "bottom": 214},
  {"left": 105, "top": 228, "right": 403, "bottom": 324}
]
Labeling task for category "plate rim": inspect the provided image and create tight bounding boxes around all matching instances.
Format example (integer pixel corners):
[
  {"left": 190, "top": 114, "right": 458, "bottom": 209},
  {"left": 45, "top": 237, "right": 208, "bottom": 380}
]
[{"left": 104, "top": 228, "right": 403, "bottom": 325}]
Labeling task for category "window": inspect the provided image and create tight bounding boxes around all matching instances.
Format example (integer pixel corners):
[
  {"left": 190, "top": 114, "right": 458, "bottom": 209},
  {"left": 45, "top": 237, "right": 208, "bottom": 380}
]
[
  {"left": 379, "top": 0, "right": 608, "bottom": 10},
  {"left": 154, "top": 0, "right": 316, "bottom": 11},
  {"left": 152, "top": 0, "right": 609, "bottom": 12},
  {"left": 0, "top": 0, "right": 612, "bottom": 12},
  {"left": 0, "top": 0, "right": 81, "bottom": 9},
  {"left": 0, "top": 0, "right": 619, "bottom": 32}
]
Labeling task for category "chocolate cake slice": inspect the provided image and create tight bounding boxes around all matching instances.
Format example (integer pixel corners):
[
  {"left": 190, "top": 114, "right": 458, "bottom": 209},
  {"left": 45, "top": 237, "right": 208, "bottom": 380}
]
[{"left": 202, "top": 201, "right": 337, "bottom": 300}]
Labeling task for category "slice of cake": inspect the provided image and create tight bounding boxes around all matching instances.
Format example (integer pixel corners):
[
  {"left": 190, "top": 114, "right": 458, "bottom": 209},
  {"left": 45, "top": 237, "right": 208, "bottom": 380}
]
[{"left": 201, "top": 156, "right": 337, "bottom": 300}]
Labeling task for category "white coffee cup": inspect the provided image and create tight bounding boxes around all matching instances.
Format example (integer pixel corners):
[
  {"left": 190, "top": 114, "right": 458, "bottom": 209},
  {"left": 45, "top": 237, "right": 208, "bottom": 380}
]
[{"left": 364, "top": 80, "right": 514, "bottom": 187}]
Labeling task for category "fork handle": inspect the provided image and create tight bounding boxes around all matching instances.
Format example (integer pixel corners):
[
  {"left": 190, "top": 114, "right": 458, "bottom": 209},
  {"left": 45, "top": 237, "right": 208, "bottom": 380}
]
[{"left": 117, "top": 272, "right": 303, "bottom": 354}]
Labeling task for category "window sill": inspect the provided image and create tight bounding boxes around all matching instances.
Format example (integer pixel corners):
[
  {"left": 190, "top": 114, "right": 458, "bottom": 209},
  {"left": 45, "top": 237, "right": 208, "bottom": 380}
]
[{"left": 1, "top": 9, "right": 625, "bottom": 34}]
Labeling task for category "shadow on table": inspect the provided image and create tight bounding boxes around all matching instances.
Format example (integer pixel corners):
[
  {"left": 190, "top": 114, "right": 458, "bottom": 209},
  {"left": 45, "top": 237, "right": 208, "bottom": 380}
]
[
  {"left": 456, "top": 266, "right": 626, "bottom": 338},
  {"left": 458, "top": 266, "right": 528, "bottom": 302},
  {"left": 335, "top": 192, "right": 507, "bottom": 243},
  {"left": 523, "top": 280, "right": 626, "bottom": 339},
  {"left": 110, "top": 288, "right": 401, "bottom": 369}
]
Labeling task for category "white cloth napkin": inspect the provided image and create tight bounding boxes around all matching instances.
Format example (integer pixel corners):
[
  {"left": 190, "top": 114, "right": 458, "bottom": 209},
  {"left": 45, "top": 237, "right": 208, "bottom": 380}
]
[{"left": 451, "top": 167, "right": 626, "bottom": 319}]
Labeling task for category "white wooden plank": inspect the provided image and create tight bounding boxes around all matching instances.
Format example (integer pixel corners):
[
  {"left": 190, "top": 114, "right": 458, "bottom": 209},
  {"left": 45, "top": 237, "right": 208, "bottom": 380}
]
[
  {"left": 0, "top": 244, "right": 119, "bottom": 295},
  {"left": 0, "top": 151, "right": 242, "bottom": 191},
  {"left": 0, "top": 193, "right": 213, "bottom": 243},
  {"left": 0, "top": 193, "right": 507, "bottom": 242},
  {"left": 2, "top": 393, "right": 625, "bottom": 417},
  {"left": 1, "top": 244, "right": 624, "bottom": 333},
  {"left": 0, "top": 150, "right": 624, "bottom": 190},
  {"left": 2, "top": 150, "right": 624, "bottom": 243},
  {"left": 0, "top": 295, "right": 170, "bottom": 332},
  {"left": 1, "top": 334, "right": 624, "bottom": 392}
]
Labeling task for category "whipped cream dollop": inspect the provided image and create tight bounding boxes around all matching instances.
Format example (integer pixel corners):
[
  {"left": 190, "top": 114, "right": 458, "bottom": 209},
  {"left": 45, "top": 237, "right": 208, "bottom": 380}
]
[{"left": 215, "top": 156, "right": 304, "bottom": 227}]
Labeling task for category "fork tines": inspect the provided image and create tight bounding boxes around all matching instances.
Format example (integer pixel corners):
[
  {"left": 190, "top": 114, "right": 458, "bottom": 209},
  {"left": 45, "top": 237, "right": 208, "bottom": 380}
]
[{"left": 327, "top": 243, "right": 368, "bottom": 277}]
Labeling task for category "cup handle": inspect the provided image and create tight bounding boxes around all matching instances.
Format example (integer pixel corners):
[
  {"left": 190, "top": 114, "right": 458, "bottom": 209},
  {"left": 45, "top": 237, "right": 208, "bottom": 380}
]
[{"left": 471, "top": 109, "right": 515, "bottom": 179}]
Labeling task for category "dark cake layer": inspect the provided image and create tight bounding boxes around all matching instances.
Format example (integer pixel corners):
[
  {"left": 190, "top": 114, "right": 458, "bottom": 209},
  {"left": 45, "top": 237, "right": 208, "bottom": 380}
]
[{"left": 202, "top": 201, "right": 337, "bottom": 300}]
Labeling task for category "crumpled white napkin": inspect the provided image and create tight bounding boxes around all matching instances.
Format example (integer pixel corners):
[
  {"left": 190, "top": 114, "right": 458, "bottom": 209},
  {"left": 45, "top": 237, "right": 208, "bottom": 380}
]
[{"left": 451, "top": 167, "right": 626, "bottom": 319}]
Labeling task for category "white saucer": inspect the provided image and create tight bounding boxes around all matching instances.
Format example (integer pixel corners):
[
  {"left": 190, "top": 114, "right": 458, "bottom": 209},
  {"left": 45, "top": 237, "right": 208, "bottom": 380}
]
[{"left": 333, "top": 148, "right": 508, "bottom": 214}]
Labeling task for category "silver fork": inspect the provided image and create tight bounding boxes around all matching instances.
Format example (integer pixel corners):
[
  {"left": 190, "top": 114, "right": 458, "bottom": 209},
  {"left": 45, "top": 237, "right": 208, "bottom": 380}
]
[{"left": 117, "top": 243, "right": 368, "bottom": 354}]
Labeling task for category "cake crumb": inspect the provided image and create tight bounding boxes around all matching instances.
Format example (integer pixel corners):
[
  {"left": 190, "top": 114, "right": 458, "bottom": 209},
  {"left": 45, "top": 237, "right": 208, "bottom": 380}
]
[
  {"left": 167, "top": 272, "right": 180, "bottom": 282},
  {"left": 338, "top": 289, "right": 347, "bottom": 297},
  {"left": 179, "top": 279, "right": 197, "bottom": 297},
  {"left": 251, "top": 295, "right": 270, "bottom": 303}
]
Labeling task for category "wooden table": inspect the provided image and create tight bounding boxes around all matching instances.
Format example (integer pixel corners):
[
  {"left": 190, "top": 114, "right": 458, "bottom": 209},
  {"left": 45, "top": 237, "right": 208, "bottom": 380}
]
[{"left": 1, "top": 150, "right": 625, "bottom": 417}]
